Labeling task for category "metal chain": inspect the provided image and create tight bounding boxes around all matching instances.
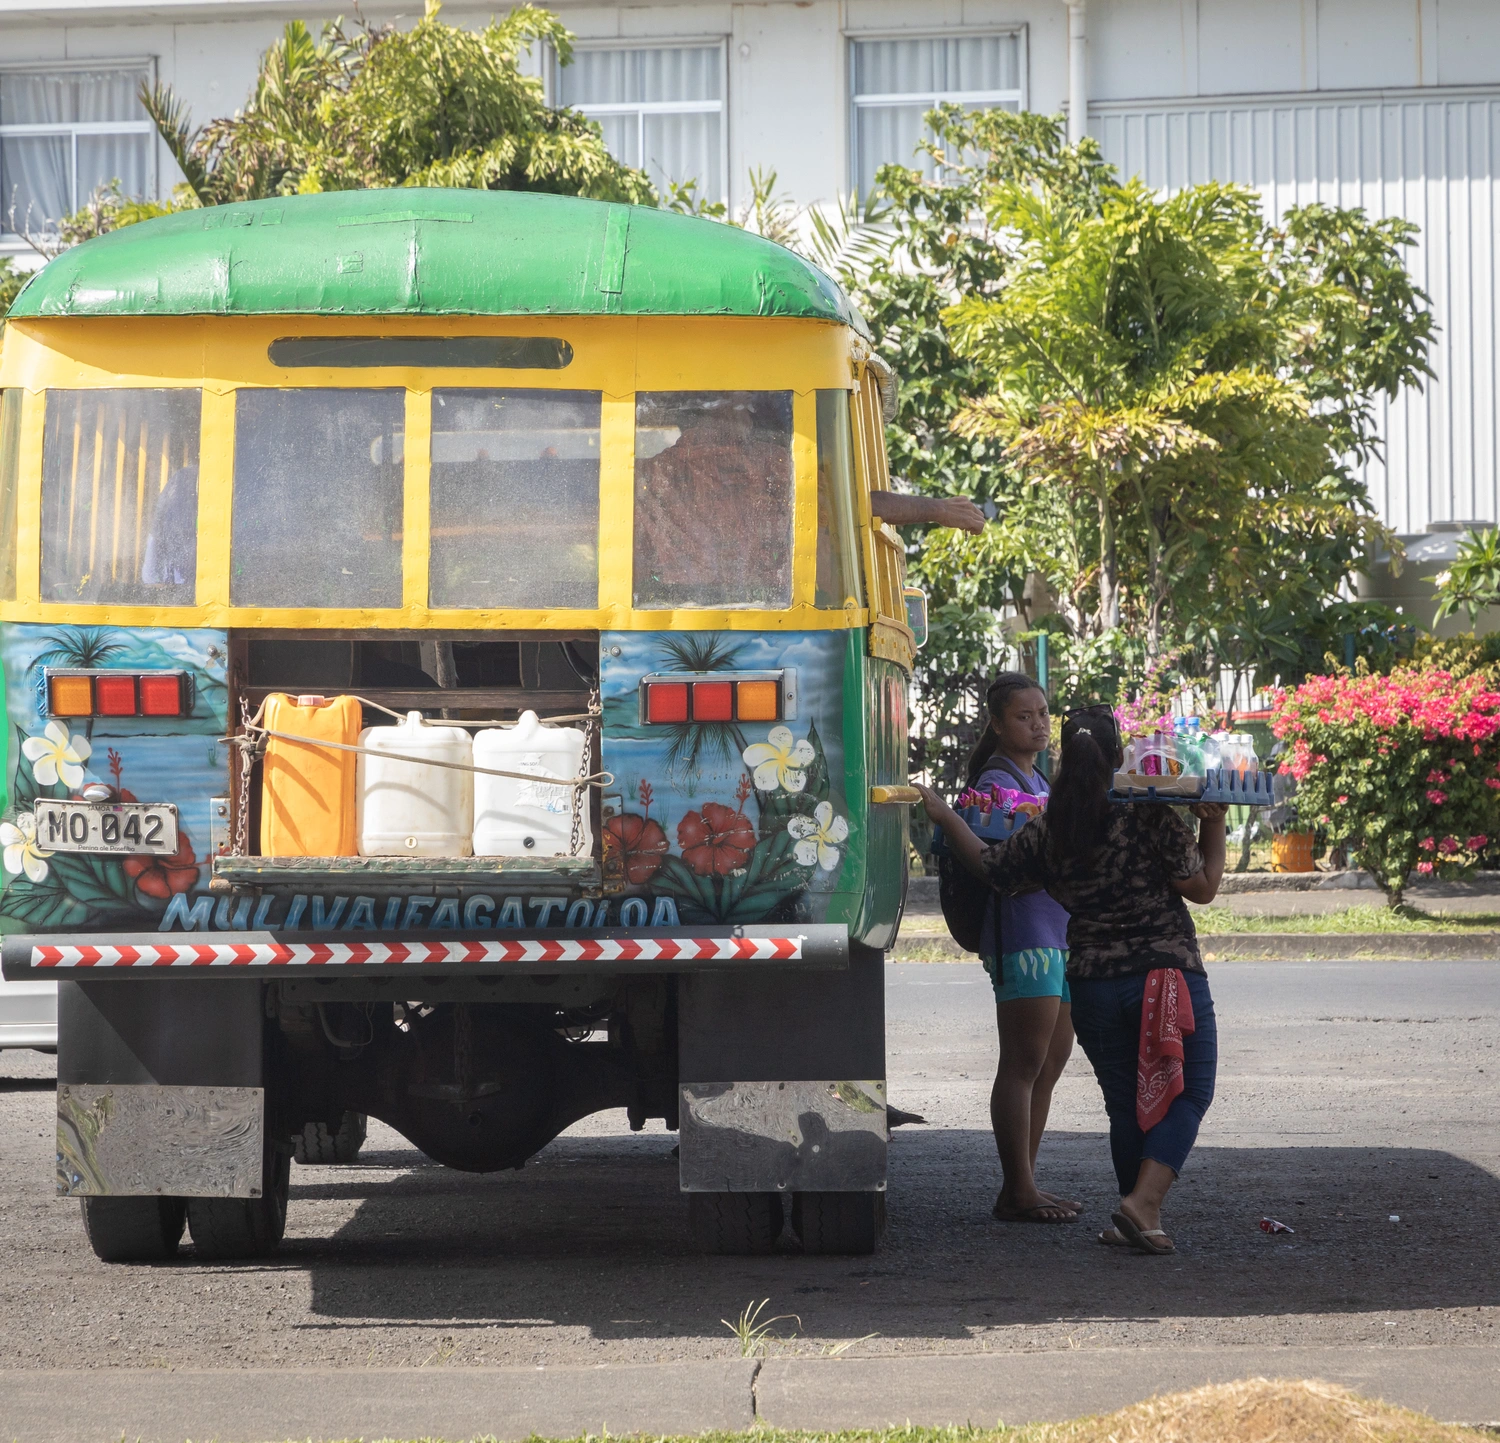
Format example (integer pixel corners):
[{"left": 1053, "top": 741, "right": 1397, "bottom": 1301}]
[
  {"left": 570, "top": 680, "right": 602, "bottom": 859},
  {"left": 233, "top": 696, "right": 256, "bottom": 857}
]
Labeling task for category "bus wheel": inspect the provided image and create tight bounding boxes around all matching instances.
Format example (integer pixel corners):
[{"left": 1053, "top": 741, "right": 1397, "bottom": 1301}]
[
  {"left": 791, "top": 1192, "right": 885, "bottom": 1256},
  {"left": 689, "top": 1191, "right": 783, "bottom": 1255},
  {"left": 187, "top": 1148, "right": 291, "bottom": 1260},
  {"left": 293, "top": 1111, "right": 367, "bottom": 1165},
  {"left": 80, "top": 1196, "right": 187, "bottom": 1263}
]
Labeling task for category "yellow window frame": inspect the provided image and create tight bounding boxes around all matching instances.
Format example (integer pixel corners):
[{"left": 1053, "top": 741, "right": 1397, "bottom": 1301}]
[
  {"left": 0, "top": 315, "right": 868, "bottom": 633},
  {"left": 851, "top": 369, "right": 915, "bottom": 671}
]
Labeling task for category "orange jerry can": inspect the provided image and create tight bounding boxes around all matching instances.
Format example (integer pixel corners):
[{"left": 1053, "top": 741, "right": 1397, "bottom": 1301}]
[
  {"left": 260, "top": 694, "right": 361, "bottom": 857},
  {"left": 1270, "top": 830, "right": 1316, "bottom": 873}
]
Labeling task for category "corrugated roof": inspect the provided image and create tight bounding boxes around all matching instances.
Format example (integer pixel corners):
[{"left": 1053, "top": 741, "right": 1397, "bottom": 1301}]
[{"left": 7, "top": 187, "right": 866, "bottom": 333}]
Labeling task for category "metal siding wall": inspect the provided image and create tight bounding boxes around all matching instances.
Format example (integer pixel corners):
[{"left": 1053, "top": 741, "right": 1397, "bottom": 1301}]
[{"left": 1093, "top": 88, "right": 1500, "bottom": 536}]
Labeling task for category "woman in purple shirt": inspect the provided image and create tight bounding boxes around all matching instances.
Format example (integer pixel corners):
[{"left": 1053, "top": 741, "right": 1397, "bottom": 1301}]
[{"left": 967, "top": 673, "right": 1078, "bottom": 1224}]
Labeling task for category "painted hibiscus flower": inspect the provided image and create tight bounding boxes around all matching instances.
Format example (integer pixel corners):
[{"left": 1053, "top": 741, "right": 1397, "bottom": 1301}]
[
  {"left": 603, "top": 813, "right": 670, "bottom": 885},
  {"left": 678, "top": 803, "right": 756, "bottom": 877},
  {"left": 124, "top": 830, "right": 199, "bottom": 900}
]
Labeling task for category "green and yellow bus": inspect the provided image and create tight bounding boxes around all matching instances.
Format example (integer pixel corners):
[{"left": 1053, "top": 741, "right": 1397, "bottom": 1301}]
[{"left": 0, "top": 188, "right": 922, "bottom": 1261}]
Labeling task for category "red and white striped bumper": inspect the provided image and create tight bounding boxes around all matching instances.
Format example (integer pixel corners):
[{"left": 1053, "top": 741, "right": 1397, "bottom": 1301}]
[{"left": 2, "top": 927, "right": 848, "bottom": 979}]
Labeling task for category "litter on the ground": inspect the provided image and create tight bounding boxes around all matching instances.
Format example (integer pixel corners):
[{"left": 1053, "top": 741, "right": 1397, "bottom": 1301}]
[
  {"left": 1390, "top": 1213, "right": 1401, "bottom": 1222},
  {"left": 1259, "top": 1217, "right": 1295, "bottom": 1234}
]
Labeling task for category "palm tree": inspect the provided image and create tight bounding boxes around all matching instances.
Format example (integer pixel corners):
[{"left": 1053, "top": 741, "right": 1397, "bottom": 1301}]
[
  {"left": 656, "top": 634, "right": 749, "bottom": 791},
  {"left": 30, "top": 627, "right": 126, "bottom": 739}
]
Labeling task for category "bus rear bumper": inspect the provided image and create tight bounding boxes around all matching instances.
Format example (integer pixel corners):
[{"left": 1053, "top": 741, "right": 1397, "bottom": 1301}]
[{"left": 2, "top": 925, "right": 849, "bottom": 980}]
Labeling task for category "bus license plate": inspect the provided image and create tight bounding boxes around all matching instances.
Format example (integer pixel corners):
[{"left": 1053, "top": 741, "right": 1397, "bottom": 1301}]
[{"left": 35, "top": 800, "right": 179, "bottom": 855}]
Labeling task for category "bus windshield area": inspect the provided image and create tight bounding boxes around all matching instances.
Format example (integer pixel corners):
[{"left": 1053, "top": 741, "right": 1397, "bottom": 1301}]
[{"left": 632, "top": 391, "right": 794, "bottom": 611}]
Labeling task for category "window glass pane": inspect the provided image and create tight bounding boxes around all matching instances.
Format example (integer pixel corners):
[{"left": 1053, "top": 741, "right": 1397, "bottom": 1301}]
[
  {"left": 1, "top": 135, "right": 71, "bottom": 231},
  {"left": 0, "top": 390, "right": 21, "bottom": 602},
  {"left": 430, "top": 389, "right": 601, "bottom": 610},
  {"left": 0, "top": 69, "right": 146, "bottom": 124},
  {"left": 815, "top": 391, "right": 864, "bottom": 610},
  {"left": 852, "top": 34, "right": 1022, "bottom": 194},
  {"left": 634, "top": 392, "right": 793, "bottom": 610},
  {"left": 232, "top": 389, "right": 403, "bottom": 609},
  {"left": 560, "top": 45, "right": 720, "bottom": 106},
  {"left": 643, "top": 111, "right": 720, "bottom": 200},
  {"left": 77, "top": 132, "right": 151, "bottom": 203},
  {"left": 40, "top": 389, "right": 201, "bottom": 606}
]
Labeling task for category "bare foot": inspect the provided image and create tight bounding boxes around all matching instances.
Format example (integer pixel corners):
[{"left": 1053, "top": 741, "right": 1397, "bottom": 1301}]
[
  {"left": 1039, "top": 1190, "right": 1083, "bottom": 1213},
  {"left": 993, "top": 1190, "right": 1077, "bottom": 1224}
]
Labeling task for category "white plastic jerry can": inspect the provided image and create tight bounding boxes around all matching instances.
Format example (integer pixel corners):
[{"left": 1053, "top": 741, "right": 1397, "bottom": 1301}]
[
  {"left": 473, "top": 710, "right": 590, "bottom": 857},
  {"left": 357, "top": 712, "right": 474, "bottom": 857}
]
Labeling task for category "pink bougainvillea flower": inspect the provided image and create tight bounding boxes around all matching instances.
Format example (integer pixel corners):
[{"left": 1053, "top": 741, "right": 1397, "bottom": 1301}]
[
  {"left": 1439, "top": 836, "right": 1460, "bottom": 854},
  {"left": 1469, "top": 835, "right": 1490, "bottom": 850},
  {"left": 1336, "top": 795, "right": 1349, "bottom": 805},
  {"left": 1419, "top": 837, "right": 1436, "bottom": 852},
  {"left": 1427, "top": 790, "right": 1448, "bottom": 805},
  {"left": 1417, "top": 861, "right": 1435, "bottom": 874},
  {"left": 1488, "top": 778, "right": 1500, "bottom": 790}
]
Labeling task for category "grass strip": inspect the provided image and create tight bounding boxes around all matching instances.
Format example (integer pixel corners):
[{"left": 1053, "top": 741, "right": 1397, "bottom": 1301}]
[{"left": 1190, "top": 904, "right": 1500, "bottom": 934}]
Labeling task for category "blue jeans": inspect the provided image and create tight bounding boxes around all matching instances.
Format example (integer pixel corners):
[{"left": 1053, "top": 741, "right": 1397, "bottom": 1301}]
[{"left": 1068, "top": 969, "right": 1217, "bottom": 1196}]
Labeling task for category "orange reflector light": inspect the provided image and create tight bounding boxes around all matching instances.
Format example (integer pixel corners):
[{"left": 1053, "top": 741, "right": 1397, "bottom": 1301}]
[
  {"left": 736, "top": 680, "right": 779, "bottom": 722},
  {"left": 94, "top": 675, "right": 138, "bottom": 716},
  {"left": 139, "top": 675, "right": 185, "bottom": 717},
  {"left": 48, "top": 675, "right": 93, "bottom": 717},
  {"left": 692, "top": 681, "right": 733, "bottom": 722},
  {"left": 646, "top": 682, "right": 689, "bottom": 724}
]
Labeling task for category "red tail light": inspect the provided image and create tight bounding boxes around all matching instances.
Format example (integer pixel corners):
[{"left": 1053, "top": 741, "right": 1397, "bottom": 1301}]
[
  {"left": 46, "top": 670, "right": 188, "bottom": 719},
  {"left": 645, "top": 681, "right": 689, "bottom": 724},
  {"left": 691, "top": 681, "right": 733, "bottom": 721},
  {"left": 94, "top": 675, "right": 139, "bottom": 716}
]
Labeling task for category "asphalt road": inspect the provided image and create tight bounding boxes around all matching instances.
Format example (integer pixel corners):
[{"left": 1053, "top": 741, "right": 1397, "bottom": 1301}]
[{"left": 0, "top": 960, "right": 1496, "bottom": 1376}]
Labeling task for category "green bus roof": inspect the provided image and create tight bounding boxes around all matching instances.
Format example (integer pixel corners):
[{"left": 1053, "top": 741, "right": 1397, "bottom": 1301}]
[{"left": 7, "top": 187, "right": 867, "bottom": 333}]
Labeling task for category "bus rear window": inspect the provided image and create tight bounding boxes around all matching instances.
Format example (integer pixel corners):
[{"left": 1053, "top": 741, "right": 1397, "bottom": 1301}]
[
  {"left": 633, "top": 392, "right": 793, "bottom": 610},
  {"left": 232, "top": 389, "right": 404, "bottom": 609},
  {"left": 0, "top": 390, "right": 19, "bottom": 602},
  {"left": 40, "top": 389, "right": 201, "bottom": 606},
  {"left": 429, "top": 389, "right": 601, "bottom": 610}
]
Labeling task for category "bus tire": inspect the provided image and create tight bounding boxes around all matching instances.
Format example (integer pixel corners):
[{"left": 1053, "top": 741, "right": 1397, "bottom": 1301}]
[
  {"left": 791, "top": 1191, "right": 885, "bottom": 1256},
  {"left": 293, "top": 1111, "right": 367, "bottom": 1165},
  {"left": 80, "top": 1195, "right": 187, "bottom": 1263},
  {"left": 689, "top": 1191, "right": 783, "bottom": 1255},
  {"left": 187, "top": 1148, "right": 291, "bottom": 1260}
]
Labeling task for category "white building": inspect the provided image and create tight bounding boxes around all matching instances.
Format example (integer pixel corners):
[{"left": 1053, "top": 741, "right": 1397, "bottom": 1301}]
[{"left": 3, "top": 0, "right": 1499, "bottom": 548}]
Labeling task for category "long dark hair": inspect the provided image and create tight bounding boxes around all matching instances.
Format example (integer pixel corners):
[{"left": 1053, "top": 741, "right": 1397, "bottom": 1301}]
[
  {"left": 1046, "top": 709, "right": 1123, "bottom": 868},
  {"left": 965, "top": 671, "right": 1045, "bottom": 786}
]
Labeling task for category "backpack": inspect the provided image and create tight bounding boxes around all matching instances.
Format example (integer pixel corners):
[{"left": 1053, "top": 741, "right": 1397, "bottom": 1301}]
[{"left": 932, "top": 759, "right": 1048, "bottom": 954}]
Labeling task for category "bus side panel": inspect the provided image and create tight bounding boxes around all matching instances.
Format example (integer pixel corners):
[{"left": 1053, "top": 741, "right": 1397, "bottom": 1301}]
[
  {"left": 859, "top": 654, "right": 910, "bottom": 949},
  {"left": 0, "top": 622, "right": 228, "bottom": 935},
  {"left": 598, "top": 628, "right": 863, "bottom": 928}
]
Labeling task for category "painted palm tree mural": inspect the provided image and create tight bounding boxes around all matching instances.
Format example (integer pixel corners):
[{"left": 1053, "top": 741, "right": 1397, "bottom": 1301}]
[
  {"left": 601, "top": 630, "right": 852, "bottom": 925},
  {"left": 0, "top": 624, "right": 228, "bottom": 932}
]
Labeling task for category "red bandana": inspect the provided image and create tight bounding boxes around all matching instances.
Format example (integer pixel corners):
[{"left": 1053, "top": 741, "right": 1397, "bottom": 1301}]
[{"left": 1137, "top": 967, "right": 1195, "bottom": 1131}]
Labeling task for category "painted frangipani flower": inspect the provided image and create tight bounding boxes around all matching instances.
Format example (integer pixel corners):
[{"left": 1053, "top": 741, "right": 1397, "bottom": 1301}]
[
  {"left": 22, "top": 720, "right": 92, "bottom": 789},
  {"left": 788, "top": 801, "right": 849, "bottom": 871},
  {"left": 743, "top": 726, "right": 814, "bottom": 794},
  {"left": 0, "top": 813, "right": 52, "bottom": 883}
]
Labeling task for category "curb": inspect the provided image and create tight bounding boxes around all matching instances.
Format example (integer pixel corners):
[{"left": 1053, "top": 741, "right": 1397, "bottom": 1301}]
[
  {"left": 890, "top": 932, "right": 1500, "bottom": 962},
  {"left": 907, "top": 872, "right": 1500, "bottom": 901},
  {"left": 3, "top": 1347, "right": 1497, "bottom": 1441}
]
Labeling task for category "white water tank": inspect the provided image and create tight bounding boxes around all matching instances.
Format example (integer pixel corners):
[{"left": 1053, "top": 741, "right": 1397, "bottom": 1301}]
[
  {"left": 357, "top": 712, "right": 474, "bottom": 857},
  {"left": 473, "top": 710, "right": 589, "bottom": 857}
]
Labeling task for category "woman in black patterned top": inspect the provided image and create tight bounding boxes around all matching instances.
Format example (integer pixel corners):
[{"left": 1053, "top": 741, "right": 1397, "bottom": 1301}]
[{"left": 919, "top": 707, "right": 1227, "bottom": 1256}]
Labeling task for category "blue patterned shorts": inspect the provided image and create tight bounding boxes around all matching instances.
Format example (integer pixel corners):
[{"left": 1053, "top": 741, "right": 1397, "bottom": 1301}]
[{"left": 982, "top": 946, "right": 1072, "bottom": 1004}]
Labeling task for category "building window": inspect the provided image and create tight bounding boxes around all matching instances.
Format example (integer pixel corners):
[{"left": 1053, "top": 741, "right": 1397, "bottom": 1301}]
[
  {"left": 850, "top": 32, "right": 1025, "bottom": 196},
  {"left": 0, "top": 67, "right": 155, "bottom": 238},
  {"left": 557, "top": 44, "right": 725, "bottom": 202}
]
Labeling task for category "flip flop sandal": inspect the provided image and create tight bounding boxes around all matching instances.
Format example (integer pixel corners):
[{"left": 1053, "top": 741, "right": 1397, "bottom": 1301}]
[
  {"left": 993, "top": 1198, "right": 1077, "bottom": 1224},
  {"left": 1098, "top": 1227, "right": 1130, "bottom": 1247},
  {"left": 1111, "top": 1209, "right": 1176, "bottom": 1255}
]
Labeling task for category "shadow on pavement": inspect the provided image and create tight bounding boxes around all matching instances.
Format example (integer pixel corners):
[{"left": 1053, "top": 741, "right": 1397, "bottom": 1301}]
[{"left": 286, "top": 1127, "right": 1500, "bottom": 1343}]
